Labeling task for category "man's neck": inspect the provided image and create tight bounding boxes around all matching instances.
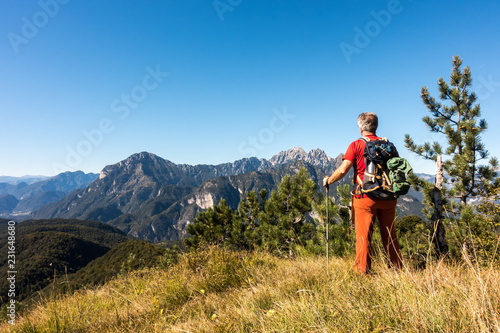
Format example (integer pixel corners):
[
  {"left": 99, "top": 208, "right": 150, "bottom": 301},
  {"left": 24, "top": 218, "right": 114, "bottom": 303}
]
[{"left": 361, "top": 131, "right": 376, "bottom": 137}]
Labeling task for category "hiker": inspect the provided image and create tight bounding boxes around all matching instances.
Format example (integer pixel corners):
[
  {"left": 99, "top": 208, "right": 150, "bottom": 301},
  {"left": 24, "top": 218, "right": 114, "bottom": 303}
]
[{"left": 323, "top": 112, "right": 402, "bottom": 274}]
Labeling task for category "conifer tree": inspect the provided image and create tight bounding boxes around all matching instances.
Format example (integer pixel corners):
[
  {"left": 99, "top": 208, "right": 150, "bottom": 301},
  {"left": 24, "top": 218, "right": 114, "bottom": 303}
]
[
  {"left": 184, "top": 199, "right": 234, "bottom": 249},
  {"left": 231, "top": 189, "right": 267, "bottom": 250},
  {"left": 405, "top": 55, "right": 498, "bottom": 207},
  {"left": 405, "top": 56, "right": 499, "bottom": 259},
  {"left": 259, "top": 167, "right": 317, "bottom": 255},
  {"left": 186, "top": 168, "right": 318, "bottom": 253}
]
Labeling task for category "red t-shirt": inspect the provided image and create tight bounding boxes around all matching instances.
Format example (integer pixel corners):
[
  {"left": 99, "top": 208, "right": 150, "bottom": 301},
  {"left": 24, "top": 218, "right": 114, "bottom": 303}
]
[{"left": 343, "top": 135, "right": 381, "bottom": 184}]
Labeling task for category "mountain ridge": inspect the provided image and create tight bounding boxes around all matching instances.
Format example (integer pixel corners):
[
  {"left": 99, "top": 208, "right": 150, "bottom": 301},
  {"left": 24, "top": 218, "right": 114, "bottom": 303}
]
[
  {"left": 0, "top": 171, "right": 98, "bottom": 218},
  {"left": 0, "top": 175, "right": 48, "bottom": 185},
  {"left": 30, "top": 148, "right": 423, "bottom": 242}
]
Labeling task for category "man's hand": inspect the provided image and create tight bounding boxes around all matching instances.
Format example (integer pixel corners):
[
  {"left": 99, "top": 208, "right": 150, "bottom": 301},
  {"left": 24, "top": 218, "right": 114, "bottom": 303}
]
[{"left": 323, "top": 176, "right": 330, "bottom": 188}]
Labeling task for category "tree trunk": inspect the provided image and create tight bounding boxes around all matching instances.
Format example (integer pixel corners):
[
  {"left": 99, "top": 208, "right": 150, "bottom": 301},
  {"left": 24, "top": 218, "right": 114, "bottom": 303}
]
[{"left": 431, "top": 154, "right": 448, "bottom": 257}]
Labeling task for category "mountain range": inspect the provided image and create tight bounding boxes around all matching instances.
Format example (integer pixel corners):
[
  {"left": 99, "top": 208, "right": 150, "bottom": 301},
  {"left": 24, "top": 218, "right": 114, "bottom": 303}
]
[
  {"left": 28, "top": 148, "right": 424, "bottom": 242},
  {"left": 0, "top": 171, "right": 98, "bottom": 218},
  {"left": 0, "top": 175, "right": 48, "bottom": 185}
]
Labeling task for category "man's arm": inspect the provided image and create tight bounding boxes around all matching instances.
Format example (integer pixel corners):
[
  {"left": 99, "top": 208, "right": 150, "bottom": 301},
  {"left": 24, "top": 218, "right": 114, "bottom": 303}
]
[{"left": 323, "top": 160, "right": 353, "bottom": 187}]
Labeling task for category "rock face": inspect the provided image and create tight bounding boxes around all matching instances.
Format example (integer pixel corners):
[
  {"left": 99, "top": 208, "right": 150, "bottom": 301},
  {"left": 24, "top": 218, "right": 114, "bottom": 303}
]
[
  {"left": 269, "top": 147, "right": 339, "bottom": 173},
  {"left": 31, "top": 148, "right": 423, "bottom": 242},
  {"left": 269, "top": 147, "right": 308, "bottom": 165}
]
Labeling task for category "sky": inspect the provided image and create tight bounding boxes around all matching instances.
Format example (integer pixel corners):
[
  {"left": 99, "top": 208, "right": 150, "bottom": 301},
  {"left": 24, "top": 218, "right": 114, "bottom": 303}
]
[{"left": 1, "top": 0, "right": 499, "bottom": 177}]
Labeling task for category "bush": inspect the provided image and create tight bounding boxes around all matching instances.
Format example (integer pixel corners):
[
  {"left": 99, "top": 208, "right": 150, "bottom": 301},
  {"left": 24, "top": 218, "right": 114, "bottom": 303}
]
[{"left": 395, "top": 215, "right": 433, "bottom": 269}]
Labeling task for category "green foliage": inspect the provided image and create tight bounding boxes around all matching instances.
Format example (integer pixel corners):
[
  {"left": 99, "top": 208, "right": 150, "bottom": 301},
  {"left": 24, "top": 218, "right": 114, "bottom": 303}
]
[
  {"left": 405, "top": 55, "right": 497, "bottom": 206},
  {"left": 447, "top": 204, "right": 500, "bottom": 265},
  {"left": 231, "top": 189, "right": 267, "bottom": 250},
  {"left": 1, "top": 218, "right": 130, "bottom": 249},
  {"left": 0, "top": 231, "right": 109, "bottom": 305},
  {"left": 330, "top": 184, "right": 356, "bottom": 256},
  {"left": 404, "top": 55, "right": 499, "bottom": 264},
  {"left": 259, "top": 168, "right": 317, "bottom": 255},
  {"left": 157, "top": 246, "right": 181, "bottom": 269},
  {"left": 185, "top": 167, "right": 318, "bottom": 256},
  {"left": 477, "top": 185, "right": 500, "bottom": 231},
  {"left": 184, "top": 199, "right": 234, "bottom": 249},
  {"left": 336, "top": 183, "right": 351, "bottom": 207},
  {"left": 395, "top": 215, "right": 433, "bottom": 268},
  {"left": 309, "top": 184, "right": 355, "bottom": 257},
  {"left": 0, "top": 219, "right": 130, "bottom": 307},
  {"left": 2, "top": 236, "right": 178, "bottom": 319},
  {"left": 57, "top": 240, "right": 172, "bottom": 290},
  {"left": 185, "top": 169, "right": 363, "bottom": 259}
]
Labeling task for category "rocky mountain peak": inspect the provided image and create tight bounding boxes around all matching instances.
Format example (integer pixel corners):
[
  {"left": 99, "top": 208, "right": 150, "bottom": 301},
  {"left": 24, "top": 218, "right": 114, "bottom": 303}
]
[
  {"left": 121, "top": 152, "right": 167, "bottom": 167},
  {"left": 99, "top": 152, "right": 169, "bottom": 181},
  {"left": 269, "top": 147, "right": 308, "bottom": 165},
  {"left": 127, "top": 151, "right": 162, "bottom": 161},
  {"left": 269, "top": 147, "right": 337, "bottom": 173}
]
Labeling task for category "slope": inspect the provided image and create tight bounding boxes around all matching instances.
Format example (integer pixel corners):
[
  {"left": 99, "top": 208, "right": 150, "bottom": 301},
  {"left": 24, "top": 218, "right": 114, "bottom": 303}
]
[{"left": 0, "top": 219, "right": 130, "bottom": 305}]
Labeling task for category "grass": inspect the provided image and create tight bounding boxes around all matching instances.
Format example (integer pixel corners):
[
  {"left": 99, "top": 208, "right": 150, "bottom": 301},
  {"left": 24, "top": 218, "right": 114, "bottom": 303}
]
[{"left": 2, "top": 247, "right": 500, "bottom": 332}]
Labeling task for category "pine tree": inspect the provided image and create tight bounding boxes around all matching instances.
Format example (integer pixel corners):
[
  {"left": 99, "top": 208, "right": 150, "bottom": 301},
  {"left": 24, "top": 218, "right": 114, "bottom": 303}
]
[
  {"left": 259, "top": 167, "right": 317, "bottom": 256},
  {"left": 405, "top": 55, "right": 499, "bottom": 259},
  {"left": 184, "top": 199, "right": 234, "bottom": 249},
  {"left": 231, "top": 189, "right": 267, "bottom": 250},
  {"left": 185, "top": 168, "right": 318, "bottom": 254},
  {"left": 405, "top": 55, "right": 498, "bottom": 207}
]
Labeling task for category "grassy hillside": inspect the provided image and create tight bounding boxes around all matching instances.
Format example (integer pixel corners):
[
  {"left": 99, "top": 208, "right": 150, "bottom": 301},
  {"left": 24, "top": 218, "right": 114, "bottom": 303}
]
[{"left": 3, "top": 247, "right": 499, "bottom": 332}]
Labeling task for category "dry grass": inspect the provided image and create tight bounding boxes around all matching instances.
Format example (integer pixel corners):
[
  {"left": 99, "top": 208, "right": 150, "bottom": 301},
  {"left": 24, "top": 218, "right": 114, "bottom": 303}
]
[{"left": 2, "top": 247, "right": 500, "bottom": 332}]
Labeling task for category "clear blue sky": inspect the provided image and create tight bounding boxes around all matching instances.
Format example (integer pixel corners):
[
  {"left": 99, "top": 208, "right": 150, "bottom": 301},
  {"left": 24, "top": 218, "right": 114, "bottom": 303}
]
[{"left": 1, "top": 0, "right": 499, "bottom": 176}]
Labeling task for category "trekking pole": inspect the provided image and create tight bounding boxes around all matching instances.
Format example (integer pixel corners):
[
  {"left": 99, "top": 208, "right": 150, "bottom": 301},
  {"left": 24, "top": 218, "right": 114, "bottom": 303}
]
[{"left": 325, "top": 184, "right": 329, "bottom": 274}]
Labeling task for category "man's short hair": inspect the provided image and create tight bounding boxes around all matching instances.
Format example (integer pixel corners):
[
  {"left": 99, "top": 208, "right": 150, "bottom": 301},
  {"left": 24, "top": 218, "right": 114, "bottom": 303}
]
[{"left": 357, "top": 112, "right": 378, "bottom": 133}]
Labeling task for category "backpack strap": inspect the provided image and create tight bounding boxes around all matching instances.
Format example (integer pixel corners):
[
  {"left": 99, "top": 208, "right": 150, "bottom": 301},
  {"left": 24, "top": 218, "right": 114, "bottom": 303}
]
[{"left": 360, "top": 137, "right": 388, "bottom": 142}]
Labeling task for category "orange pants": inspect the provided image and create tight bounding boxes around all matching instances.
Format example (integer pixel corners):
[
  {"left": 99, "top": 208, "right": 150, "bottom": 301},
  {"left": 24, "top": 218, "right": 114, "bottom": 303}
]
[{"left": 353, "top": 196, "right": 402, "bottom": 274}]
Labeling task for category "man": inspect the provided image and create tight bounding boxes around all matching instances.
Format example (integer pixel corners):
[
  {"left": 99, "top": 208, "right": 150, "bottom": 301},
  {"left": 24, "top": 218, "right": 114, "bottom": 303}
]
[{"left": 323, "top": 112, "right": 402, "bottom": 274}]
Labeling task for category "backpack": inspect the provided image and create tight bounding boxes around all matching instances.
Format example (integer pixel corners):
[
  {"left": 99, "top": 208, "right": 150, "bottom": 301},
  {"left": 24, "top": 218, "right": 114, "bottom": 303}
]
[{"left": 354, "top": 137, "right": 413, "bottom": 200}]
